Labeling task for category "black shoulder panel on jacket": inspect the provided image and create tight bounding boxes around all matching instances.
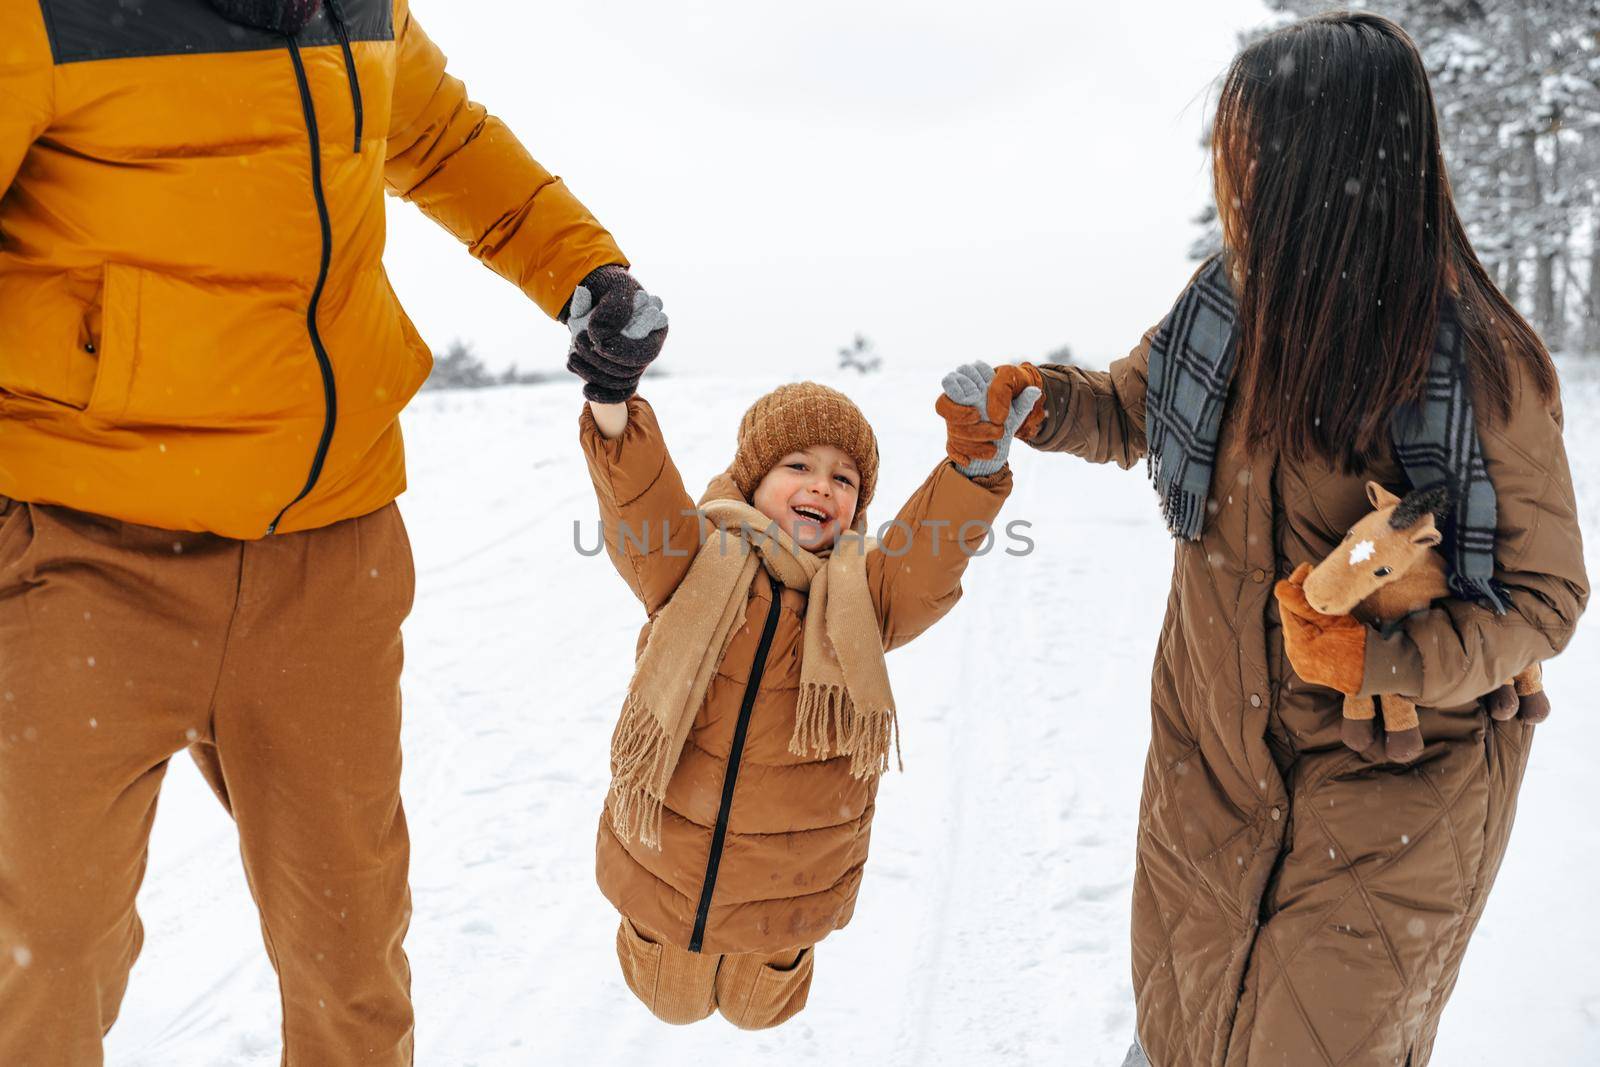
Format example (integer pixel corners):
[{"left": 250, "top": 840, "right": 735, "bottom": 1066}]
[{"left": 38, "top": 0, "right": 393, "bottom": 65}]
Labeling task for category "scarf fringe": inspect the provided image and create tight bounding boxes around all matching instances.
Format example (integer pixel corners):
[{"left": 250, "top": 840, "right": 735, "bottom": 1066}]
[
  {"left": 790, "top": 682, "right": 903, "bottom": 779},
  {"left": 606, "top": 692, "right": 675, "bottom": 850},
  {"left": 1155, "top": 482, "right": 1204, "bottom": 542}
]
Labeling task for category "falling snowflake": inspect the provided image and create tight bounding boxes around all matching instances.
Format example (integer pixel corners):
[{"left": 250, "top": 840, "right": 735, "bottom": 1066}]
[{"left": 1349, "top": 539, "right": 1376, "bottom": 565}]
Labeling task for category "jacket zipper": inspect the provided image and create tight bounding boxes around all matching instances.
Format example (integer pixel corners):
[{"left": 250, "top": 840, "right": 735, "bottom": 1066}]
[
  {"left": 688, "top": 575, "right": 784, "bottom": 953},
  {"left": 269, "top": 36, "right": 340, "bottom": 536},
  {"left": 325, "top": 0, "right": 364, "bottom": 152}
]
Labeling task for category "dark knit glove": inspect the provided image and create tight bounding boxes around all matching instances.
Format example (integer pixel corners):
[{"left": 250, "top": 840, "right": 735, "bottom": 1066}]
[{"left": 562, "top": 266, "right": 668, "bottom": 403}]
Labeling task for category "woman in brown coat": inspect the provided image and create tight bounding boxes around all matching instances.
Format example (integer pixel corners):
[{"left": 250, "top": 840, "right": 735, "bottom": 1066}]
[
  {"left": 998, "top": 13, "right": 1586, "bottom": 1066},
  {"left": 579, "top": 370, "right": 1036, "bottom": 1028}
]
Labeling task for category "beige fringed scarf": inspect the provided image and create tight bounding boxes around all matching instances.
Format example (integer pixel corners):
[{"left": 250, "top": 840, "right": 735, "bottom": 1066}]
[{"left": 607, "top": 473, "right": 898, "bottom": 849}]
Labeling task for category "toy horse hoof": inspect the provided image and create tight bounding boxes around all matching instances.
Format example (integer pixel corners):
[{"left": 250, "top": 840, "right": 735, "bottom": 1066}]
[
  {"left": 1385, "top": 727, "right": 1425, "bottom": 763},
  {"left": 1516, "top": 689, "right": 1551, "bottom": 724},
  {"left": 1485, "top": 684, "right": 1519, "bottom": 722},
  {"left": 1341, "top": 716, "right": 1379, "bottom": 756}
]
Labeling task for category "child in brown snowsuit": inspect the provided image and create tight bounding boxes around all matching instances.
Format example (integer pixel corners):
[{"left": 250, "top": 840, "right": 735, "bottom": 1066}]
[{"left": 579, "top": 364, "right": 1042, "bottom": 1029}]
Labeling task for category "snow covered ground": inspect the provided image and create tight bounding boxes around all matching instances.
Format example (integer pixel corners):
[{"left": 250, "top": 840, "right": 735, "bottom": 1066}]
[{"left": 105, "top": 365, "right": 1600, "bottom": 1066}]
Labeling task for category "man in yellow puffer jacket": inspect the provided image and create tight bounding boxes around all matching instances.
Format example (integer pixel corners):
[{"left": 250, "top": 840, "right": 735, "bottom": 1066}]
[{"left": 0, "top": 0, "right": 665, "bottom": 1061}]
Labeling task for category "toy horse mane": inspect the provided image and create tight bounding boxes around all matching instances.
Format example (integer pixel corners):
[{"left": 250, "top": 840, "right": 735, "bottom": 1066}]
[{"left": 1388, "top": 484, "right": 1449, "bottom": 536}]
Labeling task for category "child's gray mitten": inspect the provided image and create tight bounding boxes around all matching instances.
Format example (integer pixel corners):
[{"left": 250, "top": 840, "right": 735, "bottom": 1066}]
[{"left": 937, "top": 361, "right": 1043, "bottom": 477}]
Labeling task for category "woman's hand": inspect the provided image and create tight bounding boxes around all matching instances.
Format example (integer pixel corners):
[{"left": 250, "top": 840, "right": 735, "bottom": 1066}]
[
  {"left": 935, "top": 361, "right": 1045, "bottom": 477},
  {"left": 1274, "top": 563, "right": 1368, "bottom": 695}
]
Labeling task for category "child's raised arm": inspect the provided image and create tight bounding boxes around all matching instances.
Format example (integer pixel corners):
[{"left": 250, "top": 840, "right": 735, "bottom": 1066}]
[
  {"left": 866, "top": 362, "right": 1034, "bottom": 650},
  {"left": 588, "top": 400, "right": 630, "bottom": 439},
  {"left": 865, "top": 463, "right": 1012, "bottom": 652},
  {"left": 579, "top": 397, "right": 702, "bottom": 614}
]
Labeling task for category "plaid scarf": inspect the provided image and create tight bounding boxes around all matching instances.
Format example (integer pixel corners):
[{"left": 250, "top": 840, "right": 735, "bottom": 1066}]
[{"left": 1144, "top": 257, "right": 1509, "bottom": 614}]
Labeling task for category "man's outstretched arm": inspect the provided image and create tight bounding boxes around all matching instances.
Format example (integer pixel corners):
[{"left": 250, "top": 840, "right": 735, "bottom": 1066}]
[{"left": 384, "top": 0, "right": 626, "bottom": 319}]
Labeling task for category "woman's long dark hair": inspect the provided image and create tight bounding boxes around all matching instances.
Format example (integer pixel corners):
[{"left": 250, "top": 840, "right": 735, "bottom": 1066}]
[{"left": 1212, "top": 11, "right": 1556, "bottom": 470}]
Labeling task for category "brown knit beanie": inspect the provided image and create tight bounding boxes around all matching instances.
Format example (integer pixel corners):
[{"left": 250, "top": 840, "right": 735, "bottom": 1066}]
[{"left": 730, "top": 382, "right": 879, "bottom": 513}]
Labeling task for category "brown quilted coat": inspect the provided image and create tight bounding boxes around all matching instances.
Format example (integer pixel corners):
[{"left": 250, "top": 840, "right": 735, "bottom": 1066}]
[
  {"left": 1029, "top": 324, "right": 1587, "bottom": 1067},
  {"left": 582, "top": 397, "right": 1012, "bottom": 956}
]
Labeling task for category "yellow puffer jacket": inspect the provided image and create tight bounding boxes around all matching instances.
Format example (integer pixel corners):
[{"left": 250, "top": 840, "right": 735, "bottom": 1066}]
[{"left": 0, "top": 0, "right": 625, "bottom": 536}]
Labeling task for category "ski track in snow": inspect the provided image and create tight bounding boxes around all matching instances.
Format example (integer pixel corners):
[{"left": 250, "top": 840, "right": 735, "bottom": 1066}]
[{"left": 103, "top": 368, "right": 1600, "bottom": 1065}]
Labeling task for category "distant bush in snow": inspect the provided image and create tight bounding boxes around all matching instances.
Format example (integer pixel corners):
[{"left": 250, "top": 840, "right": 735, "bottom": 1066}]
[
  {"left": 422, "top": 339, "right": 498, "bottom": 391},
  {"left": 838, "top": 333, "right": 883, "bottom": 374},
  {"left": 421, "top": 339, "right": 668, "bottom": 392}
]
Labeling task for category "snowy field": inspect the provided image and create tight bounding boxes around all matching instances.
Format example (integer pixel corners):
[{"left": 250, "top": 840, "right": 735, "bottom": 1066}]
[{"left": 105, "top": 364, "right": 1600, "bottom": 1066}]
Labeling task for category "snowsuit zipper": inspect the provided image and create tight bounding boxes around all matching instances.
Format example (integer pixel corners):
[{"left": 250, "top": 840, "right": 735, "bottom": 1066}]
[
  {"left": 325, "top": 0, "right": 364, "bottom": 152},
  {"left": 268, "top": 35, "right": 340, "bottom": 536},
  {"left": 688, "top": 576, "right": 784, "bottom": 953}
]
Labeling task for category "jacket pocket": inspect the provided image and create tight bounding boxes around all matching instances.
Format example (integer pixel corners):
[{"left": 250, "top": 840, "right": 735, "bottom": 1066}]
[
  {"left": 614, "top": 917, "right": 666, "bottom": 1006},
  {"left": 0, "top": 271, "right": 102, "bottom": 410},
  {"left": 84, "top": 263, "right": 318, "bottom": 427},
  {"left": 719, "top": 945, "right": 814, "bottom": 1030}
]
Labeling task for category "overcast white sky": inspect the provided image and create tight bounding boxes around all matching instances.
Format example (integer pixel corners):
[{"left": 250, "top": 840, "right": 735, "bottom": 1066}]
[{"left": 383, "top": 0, "right": 1272, "bottom": 377}]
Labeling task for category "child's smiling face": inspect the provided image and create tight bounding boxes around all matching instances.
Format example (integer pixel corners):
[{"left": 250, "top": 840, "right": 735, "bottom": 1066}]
[{"left": 752, "top": 444, "right": 861, "bottom": 551}]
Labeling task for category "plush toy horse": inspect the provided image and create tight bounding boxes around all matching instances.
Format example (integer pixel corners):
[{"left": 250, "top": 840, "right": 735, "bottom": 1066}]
[{"left": 1296, "top": 481, "right": 1549, "bottom": 763}]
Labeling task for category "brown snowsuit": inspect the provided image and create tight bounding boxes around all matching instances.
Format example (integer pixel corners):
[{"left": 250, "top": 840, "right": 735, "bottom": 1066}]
[
  {"left": 581, "top": 396, "right": 1012, "bottom": 1025},
  {"left": 1028, "top": 330, "right": 1587, "bottom": 1066}
]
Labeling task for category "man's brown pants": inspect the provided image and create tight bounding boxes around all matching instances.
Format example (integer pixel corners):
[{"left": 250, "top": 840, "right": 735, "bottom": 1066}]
[{"left": 0, "top": 495, "right": 416, "bottom": 1066}]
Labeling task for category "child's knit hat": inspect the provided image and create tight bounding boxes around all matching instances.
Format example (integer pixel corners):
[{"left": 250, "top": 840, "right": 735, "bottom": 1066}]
[{"left": 730, "top": 382, "right": 879, "bottom": 512}]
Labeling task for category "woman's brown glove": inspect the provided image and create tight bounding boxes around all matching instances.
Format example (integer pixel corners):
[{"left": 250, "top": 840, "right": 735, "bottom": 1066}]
[
  {"left": 1274, "top": 563, "right": 1368, "bottom": 695},
  {"left": 935, "top": 361, "right": 1046, "bottom": 475}
]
